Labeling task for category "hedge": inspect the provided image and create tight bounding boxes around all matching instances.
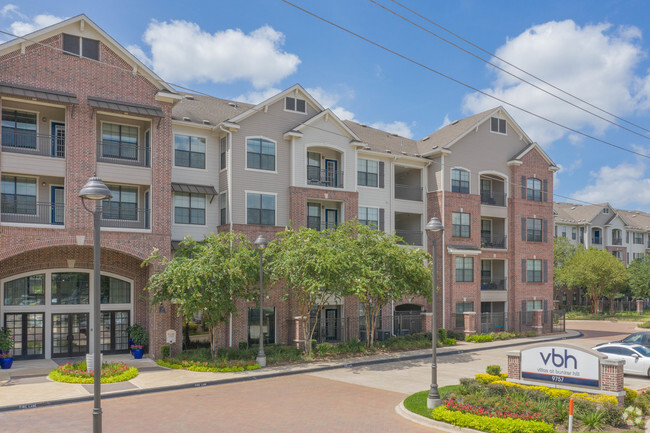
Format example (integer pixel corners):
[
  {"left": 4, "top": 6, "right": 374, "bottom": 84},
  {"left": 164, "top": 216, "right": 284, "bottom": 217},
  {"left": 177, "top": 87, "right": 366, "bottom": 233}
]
[{"left": 431, "top": 406, "right": 555, "bottom": 433}]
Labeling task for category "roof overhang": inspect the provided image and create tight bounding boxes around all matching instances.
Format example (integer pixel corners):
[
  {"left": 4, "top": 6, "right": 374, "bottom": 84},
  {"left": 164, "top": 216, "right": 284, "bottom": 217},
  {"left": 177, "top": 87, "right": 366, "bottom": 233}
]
[
  {"left": 0, "top": 81, "right": 78, "bottom": 105},
  {"left": 156, "top": 91, "right": 183, "bottom": 104},
  {"left": 446, "top": 245, "right": 482, "bottom": 255},
  {"left": 88, "top": 96, "right": 164, "bottom": 117},
  {"left": 214, "top": 121, "right": 240, "bottom": 133}
]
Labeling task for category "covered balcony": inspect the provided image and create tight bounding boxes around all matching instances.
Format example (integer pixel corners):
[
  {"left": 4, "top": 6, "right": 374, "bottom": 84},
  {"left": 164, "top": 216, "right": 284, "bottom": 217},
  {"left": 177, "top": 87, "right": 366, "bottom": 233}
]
[
  {"left": 2, "top": 103, "right": 66, "bottom": 158},
  {"left": 1, "top": 175, "right": 65, "bottom": 226},
  {"left": 100, "top": 184, "right": 150, "bottom": 230},
  {"left": 394, "top": 165, "right": 422, "bottom": 201},
  {"left": 306, "top": 147, "right": 343, "bottom": 188},
  {"left": 481, "top": 259, "right": 507, "bottom": 291},
  {"left": 591, "top": 228, "right": 603, "bottom": 245},
  {"left": 481, "top": 217, "right": 507, "bottom": 249},
  {"left": 306, "top": 200, "right": 341, "bottom": 231},
  {"left": 480, "top": 174, "right": 507, "bottom": 207},
  {"left": 96, "top": 113, "right": 151, "bottom": 168},
  {"left": 395, "top": 212, "right": 423, "bottom": 246}
]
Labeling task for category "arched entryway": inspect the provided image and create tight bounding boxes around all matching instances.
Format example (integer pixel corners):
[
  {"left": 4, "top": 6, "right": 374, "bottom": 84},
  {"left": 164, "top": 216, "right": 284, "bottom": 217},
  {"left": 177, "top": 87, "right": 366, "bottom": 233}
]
[{"left": 394, "top": 303, "right": 423, "bottom": 335}]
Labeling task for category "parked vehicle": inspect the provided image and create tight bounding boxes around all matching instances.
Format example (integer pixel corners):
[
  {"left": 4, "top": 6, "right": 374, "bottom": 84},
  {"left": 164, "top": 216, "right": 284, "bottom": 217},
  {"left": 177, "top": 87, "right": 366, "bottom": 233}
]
[
  {"left": 619, "top": 332, "right": 650, "bottom": 348},
  {"left": 593, "top": 342, "right": 650, "bottom": 377}
]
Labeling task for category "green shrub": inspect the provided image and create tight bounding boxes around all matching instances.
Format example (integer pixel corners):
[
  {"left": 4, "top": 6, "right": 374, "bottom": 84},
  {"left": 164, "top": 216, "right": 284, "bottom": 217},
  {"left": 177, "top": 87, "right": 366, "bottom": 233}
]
[
  {"left": 445, "top": 329, "right": 465, "bottom": 341},
  {"left": 161, "top": 345, "right": 170, "bottom": 358},
  {"left": 577, "top": 409, "right": 605, "bottom": 431},
  {"left": 638, "top": 321, "right": 650, "bottom": 329},
  {"left": 157, "top": 359, "right": 260, "bottom": 372},
  {"left": 316, "top": 342, "right": 335, "bottom": 355},
  {"left": 486, "top": 365, "right": 501, "bottom": 376},
  {"left": 430, "top": 407, "right": 554, "bottom": 433},
  {"left": 600, "top": 403, "right": 625, "bottom": 428},
  {"left": 635, "top": 391, "right": 650, "bottom": 414},
  {"left": 465, "top": 334, "right": 494, "bottom": 343},
  {"left": 625, "top": 387, "right": 638, "bottom": 407},
  {"left": 238, "top": 341, "right": 248, "bottom": 350}
]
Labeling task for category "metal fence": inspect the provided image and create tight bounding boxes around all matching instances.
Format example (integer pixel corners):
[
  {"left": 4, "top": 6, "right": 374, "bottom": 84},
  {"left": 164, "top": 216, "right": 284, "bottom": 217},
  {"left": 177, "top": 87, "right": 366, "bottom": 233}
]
[
  {"left": 451, "top": 310, "right": 565, "bottom": 335},
  {"left": 298, "top": 314, "right": 426, "bottom": 344},
  {"left": 2, "top": 131, "right": 65, "bottom": 158},
  {"left": 561, "top": 299, "right": 650, "bottom": 313},
  {"left": 1, "top": 202, "right": 64, "bottom": 225},
  {"left": 307, "top": 167, "right": 344, "bottom": 188}
]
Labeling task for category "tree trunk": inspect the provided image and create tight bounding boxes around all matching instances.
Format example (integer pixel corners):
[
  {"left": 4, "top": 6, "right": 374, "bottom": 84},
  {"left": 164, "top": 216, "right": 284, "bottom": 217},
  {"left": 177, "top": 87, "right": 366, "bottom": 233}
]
[{"left": 209, "top": 325, "right": 218, "bottom": 360}]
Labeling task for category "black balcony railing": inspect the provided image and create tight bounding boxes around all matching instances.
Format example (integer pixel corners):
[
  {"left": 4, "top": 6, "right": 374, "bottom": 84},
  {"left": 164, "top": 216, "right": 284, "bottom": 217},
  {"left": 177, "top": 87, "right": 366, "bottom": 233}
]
[
  {"left": 480, "top": 191, "right": 507, "bottom": 207},
  {"left": 394, "top": 184, "right": 423, "bottom": 201},
  {"left": 396, "top": 230, "right": 423, "bottom": 246},
  {"left": 481, "top": 278, "right": 506, "bottom": 291},
  {"left": 481, "top": 235, "right": 507, "bottom": 249},
  {"left": 2, "top": 130, "right": 65, "bottom": 158},
  {"left": 97, "top": 141, "right": 150, "bottom": 167},
  {"left": 307, "top": 218, "right": 339, "bottom": 232},
  {"left": 612, "top": 237, "right": 623, "bottom": 246},
  {"left": 591, "top": 238, "right": 602, "bottom": 245},
  {"left": 307, "top": 167, "right": 343, "bottom": 188},
  {"left": 101, "top": 207, "right": 150, "bottom": 229},
  {"left": 1, "top": 202, "right": 64, "bottom": 225}
]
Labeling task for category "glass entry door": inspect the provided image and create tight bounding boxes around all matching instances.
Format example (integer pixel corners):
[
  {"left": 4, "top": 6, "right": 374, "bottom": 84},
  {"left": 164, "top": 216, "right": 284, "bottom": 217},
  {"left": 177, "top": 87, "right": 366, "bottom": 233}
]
[
  {"left": 4, "top": 313, "right": 45, "bottom": 359},
  {"left": 100, "top": 311, "right": 130, "bottom": 353},
  {"left": 51, "top": 313, "right": 89, "bottom": 357}
]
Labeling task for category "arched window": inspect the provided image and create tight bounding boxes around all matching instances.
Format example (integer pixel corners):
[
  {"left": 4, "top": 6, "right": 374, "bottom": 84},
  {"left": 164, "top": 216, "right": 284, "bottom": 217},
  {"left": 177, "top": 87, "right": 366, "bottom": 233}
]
[{"left": 526, "top": 178, "right": 542, "bottom": 201}]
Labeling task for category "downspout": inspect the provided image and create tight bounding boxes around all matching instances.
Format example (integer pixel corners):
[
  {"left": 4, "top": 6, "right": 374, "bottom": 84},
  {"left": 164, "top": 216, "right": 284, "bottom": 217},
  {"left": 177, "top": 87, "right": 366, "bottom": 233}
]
[
  {"left": 441, "top": 154, "right": 446, "bottom": 328},
  {"left": 220, "top": 124, "right": 234, "bottom": 347}
]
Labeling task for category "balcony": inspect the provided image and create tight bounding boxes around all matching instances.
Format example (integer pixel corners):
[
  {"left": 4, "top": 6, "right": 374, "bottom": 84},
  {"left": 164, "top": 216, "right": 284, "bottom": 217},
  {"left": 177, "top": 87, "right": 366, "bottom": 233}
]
[
  {"left": 481, "top": 235, "right": 507, "bottom": 249},
  {"left": 307, "top": 217, "right": 338, "bottom": 231},
  {"left": 97, "top": 141, "right": 150, "bottom": 167},
  {"left": 612, "top": 237, "right": 622, "bottom": 246},
  {"left": 396, "top": 230, "right": 423, "bottom": 246},
  {"left": 307, "top": 167, "right": 343, "bottom": 188},
  {"left": 591, "top": 238, "right": 602, "bottom": 245},
  {"left": 481, "top": 278, "right": 506, "bottom": 291},
  {"left": 101, "top": 208, "right": 150, "bottom": 229},
  {"left": 480, "top": 191, "right": 506, "bottom": 207},
  {"left": 395, "top": 184, "right": 423, "bottom": 201},
  {"left": 1, "top": 202, "right": 64, "bottom": 225},
  {"left": 1, "top": 130, "right": 65, "bottom": 158}
]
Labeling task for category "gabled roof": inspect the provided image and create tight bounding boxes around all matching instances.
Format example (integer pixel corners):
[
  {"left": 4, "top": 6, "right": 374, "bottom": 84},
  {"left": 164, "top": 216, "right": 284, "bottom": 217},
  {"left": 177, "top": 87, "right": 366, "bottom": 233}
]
[
  {"left": 343, "top": 120, "right": 421, "bottom": 157},
  {"left": 172, "top": 93, "right": 253, "bottom": 127},
  {"left": 229, "top": 84, "right": 325, "bottom": 124},
  {"left": 509, "top": 142, "right": 558, "bottom": 171},
  {"left": 553, "top": 202, "right": 614, "bottom": 225},
  {"left": 0, "top": 14, "right": 175, "bottom": 93},
  {"left": 615, "top": 209, "right": 650, "bottom": 231},
  {"left": 417, "top": 106, "right": 533, "bottom": 156},
  {"left": 289, "top": 109, "right": 361, "bottom": 141}
]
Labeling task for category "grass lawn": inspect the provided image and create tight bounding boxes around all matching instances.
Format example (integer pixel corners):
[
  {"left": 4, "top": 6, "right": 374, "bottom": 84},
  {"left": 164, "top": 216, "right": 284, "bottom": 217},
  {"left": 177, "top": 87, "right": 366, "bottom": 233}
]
[
  {"left": 403, "top": 386, "right": 459, "bottom": 418},
  {"left": 566, "top": 310, "right": 650, "bottom": 321}
]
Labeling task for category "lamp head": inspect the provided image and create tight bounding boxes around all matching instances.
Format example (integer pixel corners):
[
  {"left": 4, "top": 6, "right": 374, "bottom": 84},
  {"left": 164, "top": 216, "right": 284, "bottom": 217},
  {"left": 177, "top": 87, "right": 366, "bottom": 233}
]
[
  {"left": 254, "top": 234, "right": 268, "bottom": 249},
  {"left": 79, "top": 175, "right": 112, "bottom": 201},
  {"left": 425, "top": 217, "right": 444, "bottom": 233}
]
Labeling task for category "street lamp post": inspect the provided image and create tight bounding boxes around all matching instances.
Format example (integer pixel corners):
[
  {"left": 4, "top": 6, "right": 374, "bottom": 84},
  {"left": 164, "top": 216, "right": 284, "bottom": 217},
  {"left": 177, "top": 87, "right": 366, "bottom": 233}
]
[
  {"left": 425, "top": 216, "right": 444, "bottom": 409},
  {"left": 79, "top": 175, "right": 113, "bottom": 433},
  {"left": 254, "top": 234, "right": 268, "bottom": 367}
]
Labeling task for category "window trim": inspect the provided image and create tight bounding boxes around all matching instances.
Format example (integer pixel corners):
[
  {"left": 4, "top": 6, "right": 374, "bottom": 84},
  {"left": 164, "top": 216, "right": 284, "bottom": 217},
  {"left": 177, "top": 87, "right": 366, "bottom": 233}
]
[
  {"left": 526, "top": 218, "right": 543, "bottom": 242},
  {"left": 450, "top": 167, "right": 470, "bottom": 194},
  {"left": 526, "top": 177, "right": 542, "bottom": 202},
  {"left": 358, "top": 206, "right": 380, "bottom": 229},
  {"left": 219, "top": 192, "right": 227, "bottom": 226},
  {"left": 633, "top": 232, "right": 644, "bottom": 245},
  {"left": 245, "top": 190, "right": 277, "bottom": 226},
  {"left": 62, "top": 34, "right": 100, "bottom": 61},
  {"left": 103, "top": 183, "right": 139, "bottom": 221},
  {"left": 173, "top": 133, "right": 207, "bottom": 171},
  {"left": 100, "top": 120, "right": 141, "bottom": 162},
  {"left": 527, "top": 259, "right": 543, "bottom": 283},
  {"left": 1, "top": 174, "right": 39, "bottom": 216},
  {"left": 245, "top": 136, "right": 278, "bottom": 174},
  {"left": 219, "top": 136, "right": 227, "bottom": 172},
  {"left": 489, "top": 117, "right": 507, "bottom": 135},
  {"left": 455, "top": 257, "right": 474, "bottom": 282},
  {"left": 284, "top": 96, "right": 308, "bottom": 115},
  {"left": 357, "top": 158, "right": 380, "bottom": 188},
  {"left": 452, "top": 212, "right": 471, "bottom": 238},
  {"left": 173, "top": 192, "right": 207, "bottom": 226}
]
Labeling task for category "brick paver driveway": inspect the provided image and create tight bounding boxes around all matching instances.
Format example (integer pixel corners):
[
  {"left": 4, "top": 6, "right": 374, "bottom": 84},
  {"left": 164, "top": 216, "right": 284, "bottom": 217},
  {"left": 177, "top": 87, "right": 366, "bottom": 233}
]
[{"left": 6, "top": 374, "right": 435, "bottom": 433}]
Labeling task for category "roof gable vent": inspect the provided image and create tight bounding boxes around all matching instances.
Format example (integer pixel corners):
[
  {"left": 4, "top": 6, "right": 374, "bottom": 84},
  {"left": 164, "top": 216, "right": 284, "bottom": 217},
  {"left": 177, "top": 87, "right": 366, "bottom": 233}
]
[
  {"left": 202, "top": 120, "right": 210, "bottom": 125},
  {"left": 184, "top": 95, "right": 194, "bottom": 100},
  {"left": 363, "top": 146, "right": 371, "bottom": 150},
  {"left": 451, "top": 120, "right": 460, "bottom": 125},
  {"left": 182, "top": 116, "right": 191, "bottom": 122},
  {"left": 385, "top": 149, "right": 392, "bottom": 154}
]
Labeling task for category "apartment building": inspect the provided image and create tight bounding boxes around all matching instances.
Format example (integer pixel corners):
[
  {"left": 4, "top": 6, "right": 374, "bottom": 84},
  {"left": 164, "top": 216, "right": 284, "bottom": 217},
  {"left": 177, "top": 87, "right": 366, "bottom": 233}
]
[{"left": 0, "top": 15, "right": 558, "bottom": 359}]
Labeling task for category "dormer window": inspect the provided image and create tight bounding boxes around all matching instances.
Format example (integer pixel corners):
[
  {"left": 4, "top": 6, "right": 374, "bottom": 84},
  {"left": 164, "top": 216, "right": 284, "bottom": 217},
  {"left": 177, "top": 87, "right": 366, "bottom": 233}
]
[
  {"left": 603, "top": 208, "right": 609, "bottom": 214},
  {"left": 62, "top": 34, "right": 99, "bottom": 61},
  {"left": 490, "top": 117, "right": 506, "bottom": 134},
  {"left": 285, "top": 97, "right": 306, "bottom": 114}
]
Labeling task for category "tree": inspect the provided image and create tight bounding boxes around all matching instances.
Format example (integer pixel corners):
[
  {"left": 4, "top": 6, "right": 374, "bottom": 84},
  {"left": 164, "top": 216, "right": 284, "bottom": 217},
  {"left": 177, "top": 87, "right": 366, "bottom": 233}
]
[
  {"left": 266, "top": 227, "right": 347, "bottom": 355},
  {"left": 628, "top": 255, "right": 650, "bottom": 299},
  {"left": 557, "top": 247, "right": 628, "bottom": 314},
  {"left": 553, "top": 237, "right": 579, "bottom": 288},
  {"left": 332, "top": 221, "right": 432, "bottom": 347},
  {"left": 143, "top": 232, "right": 258, "bottom": 359}
]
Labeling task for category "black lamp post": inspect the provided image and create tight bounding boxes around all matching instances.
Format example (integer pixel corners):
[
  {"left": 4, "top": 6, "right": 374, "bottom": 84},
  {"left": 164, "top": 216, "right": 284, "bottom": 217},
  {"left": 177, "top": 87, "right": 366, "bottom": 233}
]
[
  {"left": 79, "top": 175, "right": 112, "bottom": 433},
  {"left": 425, "top": 216, "right": 444, "bottom": 409},
  {"left": 254, "top": 234, "right": 268, "bottom": 367}
]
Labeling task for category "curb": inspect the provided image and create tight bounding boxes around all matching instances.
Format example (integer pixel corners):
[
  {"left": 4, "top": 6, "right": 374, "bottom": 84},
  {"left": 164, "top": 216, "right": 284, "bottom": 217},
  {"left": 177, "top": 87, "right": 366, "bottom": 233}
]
[
  {"left": 395, "top": 401, "right": 484, "bottom": 433},
  {"left": 0, "top": 330, "right": 582, "bottom": 413}
]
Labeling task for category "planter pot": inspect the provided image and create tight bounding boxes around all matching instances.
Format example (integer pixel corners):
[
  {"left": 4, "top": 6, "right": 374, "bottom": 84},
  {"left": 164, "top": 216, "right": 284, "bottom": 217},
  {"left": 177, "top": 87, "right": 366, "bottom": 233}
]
[
  {"left": 0, "top": 357, "right": 13, "bottom": 369},
  {"left": 132, "top": 348, "right": 144, "bottom": 359}
]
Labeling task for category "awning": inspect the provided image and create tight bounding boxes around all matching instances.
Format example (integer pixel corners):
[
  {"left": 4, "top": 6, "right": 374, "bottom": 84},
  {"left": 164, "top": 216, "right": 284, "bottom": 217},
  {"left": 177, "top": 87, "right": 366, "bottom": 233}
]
[
  {"left": 0, "top": 82, "right": 78, "bottom": 104},
  {"left": 171, "top": 182, "right": 217, "bottom": 196},
  {"left": 446, "top": 244, "right": 482, "bottom": 255},
  {"left": 87, "top": 96, "right": 164, "bottom": 117}
]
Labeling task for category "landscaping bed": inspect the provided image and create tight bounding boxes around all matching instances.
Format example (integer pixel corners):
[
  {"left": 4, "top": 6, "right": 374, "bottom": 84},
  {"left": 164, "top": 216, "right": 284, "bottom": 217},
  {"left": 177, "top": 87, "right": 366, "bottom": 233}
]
[
  {"left": 157, "top": 359, "right": 261, "bottom": 372},
  {"left": 49, "top": 361, "right": 138, "bottom": 384},
  {"left": 404, "top": 366, "right": 649, "bottom": 432}
]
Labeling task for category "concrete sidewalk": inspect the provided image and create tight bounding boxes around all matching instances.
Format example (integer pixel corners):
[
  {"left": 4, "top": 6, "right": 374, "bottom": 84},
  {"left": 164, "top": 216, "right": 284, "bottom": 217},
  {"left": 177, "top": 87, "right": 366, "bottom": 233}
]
[{"left": 0, "top": 330, "right": 580, "bottom": 412}]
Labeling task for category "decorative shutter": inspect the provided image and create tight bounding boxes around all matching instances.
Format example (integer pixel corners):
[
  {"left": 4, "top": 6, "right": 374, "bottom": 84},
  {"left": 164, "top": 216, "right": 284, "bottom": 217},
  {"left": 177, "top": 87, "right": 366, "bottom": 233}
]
[
  {"left": 521, "top": 176, "right": 526, "bottom": 199},
  {"left": 626, "top": 231, "right": 629, "bottom": 243},
  {"left": 521, "top": 218, "right": 526, "bottom": 241},
  {"left": 521, "top": 300, "right": 527, "bottom": 313},
  {"left": 543, "top": 219, "right": 548, "bottom": 242},
  {"left": 522, "top": 259, "right": 527, "bottom": 282},
  {"left": 543, "top": 259, "right": 548, "bottom": 283},
  {"left": 543, "top": 300, "right": 548, "bottom": 324},
  {"left": 378, "top": 161, "right": 385, "bottom": 189},
  {"left": 543, "top": 179, "right": 548, "bottom": 202},
  {"left": 379, "top": 208, "right": 385, "bottom": 232}
]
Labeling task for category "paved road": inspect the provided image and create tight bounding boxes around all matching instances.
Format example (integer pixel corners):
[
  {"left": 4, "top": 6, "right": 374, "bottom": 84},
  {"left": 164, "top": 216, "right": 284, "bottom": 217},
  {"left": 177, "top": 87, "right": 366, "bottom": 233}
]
[{"left": 4, "top": 320, "right": 646, "bottom": 432}]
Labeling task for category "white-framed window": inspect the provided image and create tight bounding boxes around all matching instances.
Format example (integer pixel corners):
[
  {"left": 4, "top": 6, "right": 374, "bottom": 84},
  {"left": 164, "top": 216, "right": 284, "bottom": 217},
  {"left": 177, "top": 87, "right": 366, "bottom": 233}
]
[
  {"left": 103, "top": 184, "right": 137, "bottom": 221},
  {"left": 526, "top": 178, "right": 542, "bottom": 201},
  {"left": 451, "top": 168, "right": 470, "bottom": 194},
  {"left": 1, "top": 175, "right": 37, "bottom": 215},
  {"left": 2, "top": 109, "right": 37, "bottom": 149},
  {"left": 285, "top": 97, "right": 306, "bottom": 114},
  {"left": 526, "top": 300, "right": 543, "bottom": 310},
  {"left": 220, "top": 192, "right": 227, "bottom": 226},
  {"left": 526, "top": 218, "right": 542, "bottom": 242},
  {"left": 359, "top": 207, "right": 379, "bottom": 229},
  {"left": 246, "top": 192, "right": 276, "bottom": 226},
  {"left": 561, "top": 226, "right": 567, "bottom": 238},
  {"left": 174, "top": 134, "right": 206, "bottom": 169},
  {"left": 452, "top": 212, "right": 470, "bottom": 238},
  {"left": 174, "top": 193, "right": 206, "bottom": 225},
  {"left": 455, "top": 257, "right": 473, "bottom": 282},
  {"left": 603, "top": 207, "right": 609, "bottom": 214},
  {"left": 357, "top": 159, "right": 378, "bottom": 187},
  {"left": 246, "top": 137, "right": 276, "bottom": 171},
  {"left": 490, "top": 117, "right": 506, "bottom": 134},
  {"left": 220, "top": 136, "right": 227, "bottom": 171},
  {"left": 634, "top": 232, "right": 644, "bottom": 245},
  {"left": 102, "top": 123, "right": 138, "bottom": 160},
  {"left": 527, "top": 259, "right": 542, "bottom": 282},
  {"left": 572, "top": 227, "right": 577, "bottom": 240},
  {"left": 62, "top": 34, "right": 99, "bottom": 60}
]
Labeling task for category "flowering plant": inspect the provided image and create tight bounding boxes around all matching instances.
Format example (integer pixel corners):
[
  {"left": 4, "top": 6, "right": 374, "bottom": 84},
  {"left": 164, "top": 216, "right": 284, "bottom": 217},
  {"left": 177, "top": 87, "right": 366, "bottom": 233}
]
[
  {"left": 622, "top": 406, "right": 644, "bottom": 427},
  {"left": 0, "top": 352, "right": 13, "bottom": 358},
  {"left": 130, "top": 345, "right": 143, "bottom": 350},
  {"left": 0, "top": 328, "right": 14, "bottom": 353}
]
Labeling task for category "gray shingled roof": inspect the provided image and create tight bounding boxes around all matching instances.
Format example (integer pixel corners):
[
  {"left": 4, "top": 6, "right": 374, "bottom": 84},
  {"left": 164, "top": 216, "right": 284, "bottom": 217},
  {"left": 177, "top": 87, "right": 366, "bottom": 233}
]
[
  {"left": 343, "top": 120, "right": 421, "bottom": 156},
  {"left": 553, "top": 202, "right": 609, "bottom": 224},
  {"left": 615, "top": 209, "right": 650, "bottom": 231},
  {"left": 416, "top": 108, "right": 496, "bottom": 154},
  {"left": 171, "top": 93, "right": 254, "bottom": 126}
]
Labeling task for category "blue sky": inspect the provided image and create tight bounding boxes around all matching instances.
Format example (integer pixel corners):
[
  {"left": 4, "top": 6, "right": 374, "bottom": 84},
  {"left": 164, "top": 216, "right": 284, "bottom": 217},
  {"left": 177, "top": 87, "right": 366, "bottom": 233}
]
[{"left": 4, "top": 1, "right": 650, "bottom": 211}]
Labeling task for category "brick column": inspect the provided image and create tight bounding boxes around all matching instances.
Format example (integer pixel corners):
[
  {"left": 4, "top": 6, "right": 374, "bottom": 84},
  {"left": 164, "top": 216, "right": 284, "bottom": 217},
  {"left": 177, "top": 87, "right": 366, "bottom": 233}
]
[
  {"left": 293, "top": 316, "right": 304, "bottom": 349},
  {"left": 532, "top": 310, "right": 543, "bottom": 336},
  {"left": 507, "top": 350, "right": 521, "bottom": 380},
  {"left": 637, "top": 300, "right": 644, "bottom": 315},
  {"left": 422, "top": 312, "right": 432, "bottom": 333},
  {"left": 463, "top": 312, "right": 476, "bottom": 337},
  {"left": 601, "top": 359, "right": 625, "bottom": 405}
]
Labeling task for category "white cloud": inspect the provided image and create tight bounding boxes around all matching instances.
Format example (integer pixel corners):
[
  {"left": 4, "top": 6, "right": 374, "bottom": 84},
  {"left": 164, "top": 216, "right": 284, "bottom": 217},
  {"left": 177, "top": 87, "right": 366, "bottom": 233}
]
[
  {"left": 463, "top": 20, "right": 650, "bottom": 147},
  {"left": 126, "top": 44, "right": 152, "bottom": 68},
  {"left": 369, "top": 121, "right": 414, "bottom": 139},
  {"left": 0, "top": 4, "right": 23, "bottom": 18},
  {"left": 554, "top": 159, "right": 582, "bottom": 188},
  {"left": 571, "top": 160, "right": 650, "bottom": 208},
  {"left": 142, "top": 20, "right": 300, "bottom": 87},
  {"left": 332, "top": 106, "right": 355, "bottom": 121},
  {"left": 234, "top": 87, "right": 282, "bottom": 104},
  {"left": 439, "top": 114, "right": 451, "bottom": 130},
  {"left": 10, "top": 13, "right": 64, "bottom": 36}
]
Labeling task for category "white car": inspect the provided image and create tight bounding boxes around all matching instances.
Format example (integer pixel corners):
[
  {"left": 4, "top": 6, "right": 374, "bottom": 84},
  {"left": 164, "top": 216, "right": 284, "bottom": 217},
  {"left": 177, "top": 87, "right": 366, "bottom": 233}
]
[{"left": 593, "top": 343, "right": 650, "bottom": 377}]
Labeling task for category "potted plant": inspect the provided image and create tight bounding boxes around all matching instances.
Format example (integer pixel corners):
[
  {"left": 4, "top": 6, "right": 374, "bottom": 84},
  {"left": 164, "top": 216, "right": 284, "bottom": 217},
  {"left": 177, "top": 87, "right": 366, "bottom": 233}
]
[
  {"left": 0, "top": 328, "right": 15, "bottom": 369},
  {"left": 128, "top": 324, "right": 148, "bottom": 359}
]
